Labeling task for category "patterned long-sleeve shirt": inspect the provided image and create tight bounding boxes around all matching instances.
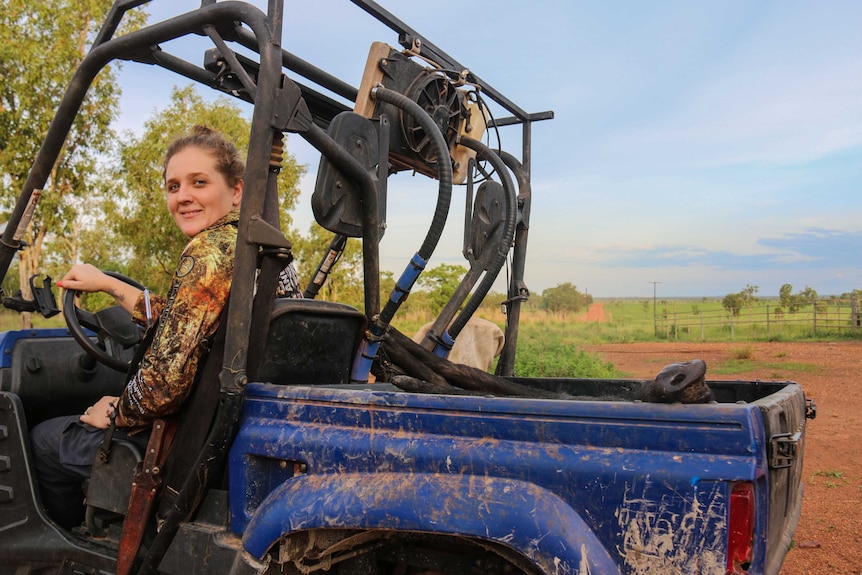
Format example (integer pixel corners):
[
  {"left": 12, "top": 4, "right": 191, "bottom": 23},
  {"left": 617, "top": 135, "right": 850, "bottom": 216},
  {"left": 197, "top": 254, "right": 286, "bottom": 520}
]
[{"left": 117, "top": 210, "right": 238, "bottom": 428}]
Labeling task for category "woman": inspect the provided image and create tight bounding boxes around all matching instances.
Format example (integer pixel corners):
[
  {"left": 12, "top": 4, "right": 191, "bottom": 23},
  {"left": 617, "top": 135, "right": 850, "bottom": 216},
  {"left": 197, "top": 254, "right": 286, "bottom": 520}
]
[{"left": 31, "top": 125, "right": 246, "bottom": 529}]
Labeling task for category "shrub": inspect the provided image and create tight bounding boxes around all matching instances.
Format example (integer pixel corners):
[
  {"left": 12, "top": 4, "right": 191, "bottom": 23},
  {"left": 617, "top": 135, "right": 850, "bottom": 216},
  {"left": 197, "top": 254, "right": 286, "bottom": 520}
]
[{"left": 729, "top": 345, "right": 754, "bottom": 360}]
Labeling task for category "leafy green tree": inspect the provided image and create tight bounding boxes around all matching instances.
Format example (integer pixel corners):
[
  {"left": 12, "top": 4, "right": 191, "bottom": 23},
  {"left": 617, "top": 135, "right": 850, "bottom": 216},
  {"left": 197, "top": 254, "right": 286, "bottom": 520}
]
[
  {"left": 721, "top": 285, "right": 759, "bottom": 318},
  {"left": 417, "top": 263, "right": 468, "bottom": 314},
  {"left": 721, "top": 292, "right": 745, "bottom": 317},
  {"left": 0, "top": 0, "right": 145, "bottom": 323},
  {"left": 540, "top": 282, "right": 588, "bottom": 314},
  {"left": 795, "top": 285, "right": 818, "bottom": 307},
  {"left": 841, "top": 288, "right": 862, "bottom": 300},
  {"left": 96, "top": 86, "right": 305, "bottom": 294},
  {"left": 779, "top": 283, "right": 793, "bottom": 310},
  {"left": 740, "top": 284, "right": 759, "bottom": 306}
]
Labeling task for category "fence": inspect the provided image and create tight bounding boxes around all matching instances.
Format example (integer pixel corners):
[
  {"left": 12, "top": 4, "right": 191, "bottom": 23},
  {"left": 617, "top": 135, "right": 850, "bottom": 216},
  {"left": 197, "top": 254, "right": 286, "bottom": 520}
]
[{"left": 654, "top": 299, "right": 861, "bottom": 340}]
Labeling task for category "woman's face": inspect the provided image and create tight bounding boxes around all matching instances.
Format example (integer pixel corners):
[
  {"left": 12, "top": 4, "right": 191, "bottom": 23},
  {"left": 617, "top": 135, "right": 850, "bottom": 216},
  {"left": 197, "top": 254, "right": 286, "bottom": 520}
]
[{"left": 165, "top": 146, "right": 242, "bottom": 237}]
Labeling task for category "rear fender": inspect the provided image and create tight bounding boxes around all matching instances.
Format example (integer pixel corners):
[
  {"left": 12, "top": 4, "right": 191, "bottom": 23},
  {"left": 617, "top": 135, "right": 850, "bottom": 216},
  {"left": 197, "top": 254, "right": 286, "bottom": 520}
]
[{"left": 242, "top": 472, "right": 620, "bottom": 575}]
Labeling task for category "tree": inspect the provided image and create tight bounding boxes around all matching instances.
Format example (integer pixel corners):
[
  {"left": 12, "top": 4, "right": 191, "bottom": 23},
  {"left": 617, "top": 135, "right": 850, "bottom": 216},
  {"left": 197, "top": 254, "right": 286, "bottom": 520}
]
[
  {"left": 740, "top": 284, "right": 759, "bottom": 306},
  {"left": 721, "top": 293, "right": 745, "bottom": 317},
  {"left": 779, "top": 283, "right": 794, "bottom": 309},
  {"left": 841, "top": 288, "right": 862, "bottom": 300},
  {"left": 97, "top": 86, "right": 305, "bottom": 294},
  {"left": 540, "top": 282, "right": 588, "bottom": 314},
  {"left": 721, "top": 285, "right": 759, "bottom": 318},
  {"left": 0, "top": 0, "right": 145, "bottom": 324},
  {"left": 417, "top": 263, "right": 468, "bottom": 314},
  {"left": 795, "top": 285, "right": 818, "bottom": 308}
]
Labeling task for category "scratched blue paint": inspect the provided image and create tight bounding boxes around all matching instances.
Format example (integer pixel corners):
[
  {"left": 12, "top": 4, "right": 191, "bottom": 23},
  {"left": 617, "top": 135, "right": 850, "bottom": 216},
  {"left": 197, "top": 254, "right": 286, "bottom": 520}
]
[{"left": 227, "top": 381, "right": 781, "bottom": 573}]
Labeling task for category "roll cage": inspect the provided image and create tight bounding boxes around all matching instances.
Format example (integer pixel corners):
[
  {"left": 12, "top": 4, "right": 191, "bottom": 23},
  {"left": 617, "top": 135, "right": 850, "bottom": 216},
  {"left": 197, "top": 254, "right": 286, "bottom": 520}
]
[{"left": 1, "top": 0, "right": 552, "bottom": 385}]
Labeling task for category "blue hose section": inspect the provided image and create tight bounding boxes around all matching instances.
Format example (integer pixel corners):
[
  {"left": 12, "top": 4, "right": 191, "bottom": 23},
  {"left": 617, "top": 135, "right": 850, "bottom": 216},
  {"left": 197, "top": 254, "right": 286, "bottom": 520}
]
[
  {"left": 352, "top": 253, "right": 427, "bottom": 382},
  {"left": 431, "top": 330, "right": 455, "bottom": 359},
  {"left": 351, "top": 340, "right": 380, "bottom": 383},
  {"left": 388, "top": 253, "right": 427, "bottom": 306}
]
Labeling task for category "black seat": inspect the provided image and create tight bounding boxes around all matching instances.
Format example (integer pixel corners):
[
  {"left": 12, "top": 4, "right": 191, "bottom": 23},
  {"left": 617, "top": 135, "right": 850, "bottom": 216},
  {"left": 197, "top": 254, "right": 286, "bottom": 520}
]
[{"left": 257, "top": 298, "right": 366, "bottom": 385}]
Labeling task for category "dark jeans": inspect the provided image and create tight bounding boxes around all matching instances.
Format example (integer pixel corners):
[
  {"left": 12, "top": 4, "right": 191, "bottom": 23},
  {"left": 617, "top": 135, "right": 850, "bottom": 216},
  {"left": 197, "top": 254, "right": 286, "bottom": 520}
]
[{"left": 30, "top": 415, "right": 147, "bottom": 530}]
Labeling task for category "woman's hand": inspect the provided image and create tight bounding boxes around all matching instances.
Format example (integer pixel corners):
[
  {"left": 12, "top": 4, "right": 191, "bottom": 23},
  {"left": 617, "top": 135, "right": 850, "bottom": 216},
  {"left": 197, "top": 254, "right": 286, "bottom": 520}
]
[
  {"left": 59, "top": 264, "right": 109, "bottom": 293},
  {"left": 58, "top": 264, "right": 143, "bottom": 314},
  {"left": 80, "top": 395, "right": 123, "bottom": 429}
]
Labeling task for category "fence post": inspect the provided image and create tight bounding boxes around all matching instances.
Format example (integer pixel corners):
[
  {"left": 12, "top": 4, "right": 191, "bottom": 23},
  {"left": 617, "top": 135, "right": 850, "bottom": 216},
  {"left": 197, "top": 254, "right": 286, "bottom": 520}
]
[
  {"left": 766, "top": 303, "right": 770, "bottom": 338},
  {"left": 701, "top": 312, "right": 705, "bottom": 341},
  {"left": 730, "top": 311, "right": 734, "bottom": 339},
  {"left": 813, "top": 305, "right": 817, "bottom": 334},
  {"left": 852, "top": 299, "right": 859, "bottom": 332}
]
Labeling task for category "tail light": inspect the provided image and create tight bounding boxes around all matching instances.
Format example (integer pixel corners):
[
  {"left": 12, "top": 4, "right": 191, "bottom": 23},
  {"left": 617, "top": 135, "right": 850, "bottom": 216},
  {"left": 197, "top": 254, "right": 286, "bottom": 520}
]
[{"left": 727, "top": 482, "right": 755, "bottom": 574}]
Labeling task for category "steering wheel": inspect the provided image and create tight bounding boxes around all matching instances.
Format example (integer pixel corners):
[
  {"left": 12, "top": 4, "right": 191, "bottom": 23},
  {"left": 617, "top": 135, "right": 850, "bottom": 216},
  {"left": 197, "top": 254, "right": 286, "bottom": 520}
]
[{"left": 63, "top": 271, "right": 147, "bottom": 372}]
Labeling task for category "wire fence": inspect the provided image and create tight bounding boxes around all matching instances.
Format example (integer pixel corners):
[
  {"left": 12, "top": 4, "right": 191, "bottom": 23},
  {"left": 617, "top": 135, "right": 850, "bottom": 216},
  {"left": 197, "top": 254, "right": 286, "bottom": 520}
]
[{"left": 654, "top": 299, "right": 861, "bottom": 340}]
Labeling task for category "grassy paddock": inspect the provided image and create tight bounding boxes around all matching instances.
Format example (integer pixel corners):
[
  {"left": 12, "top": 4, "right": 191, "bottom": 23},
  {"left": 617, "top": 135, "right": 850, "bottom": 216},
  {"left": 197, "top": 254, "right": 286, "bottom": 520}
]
[
  {"left": 581, "top": 298, "right": 861, "bottom": 343},
  {"left": 0, "top": 310, "right": 66, "bottom": 332}
]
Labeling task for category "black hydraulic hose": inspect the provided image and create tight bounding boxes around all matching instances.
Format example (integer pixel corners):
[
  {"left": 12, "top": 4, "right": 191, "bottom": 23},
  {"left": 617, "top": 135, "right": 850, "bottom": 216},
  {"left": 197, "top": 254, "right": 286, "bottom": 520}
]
[
  {"left": 447, "top": 138, "right": 517, "bottom": 339},
  {"left": 370, "top": 85, "right": 453, "bottom": 327},
  {"left": 350, "top": 86, "right": 453, "bottom": 382},
  {"left": 371, "top": 87, "right": 453, "bottom": 264}
]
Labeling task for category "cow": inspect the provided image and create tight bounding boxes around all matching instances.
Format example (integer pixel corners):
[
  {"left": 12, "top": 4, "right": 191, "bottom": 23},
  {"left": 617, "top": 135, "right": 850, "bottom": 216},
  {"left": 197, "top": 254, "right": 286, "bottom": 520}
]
[{"left": 412, "top": 317, "right": 505, "bottom": 372}]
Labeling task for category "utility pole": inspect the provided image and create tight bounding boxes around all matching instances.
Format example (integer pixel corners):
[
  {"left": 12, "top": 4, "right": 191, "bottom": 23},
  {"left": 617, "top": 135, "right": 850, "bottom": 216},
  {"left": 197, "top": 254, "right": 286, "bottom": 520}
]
[{"left": 649, "top": 281, "right": 661, "bottom": 337}]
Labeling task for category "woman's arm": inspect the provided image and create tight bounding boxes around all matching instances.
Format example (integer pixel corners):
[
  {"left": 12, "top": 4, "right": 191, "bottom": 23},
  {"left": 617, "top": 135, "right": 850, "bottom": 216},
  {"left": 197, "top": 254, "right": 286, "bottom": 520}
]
[{"left": 58, "top": 264, "right": 143, "bottom": 314}]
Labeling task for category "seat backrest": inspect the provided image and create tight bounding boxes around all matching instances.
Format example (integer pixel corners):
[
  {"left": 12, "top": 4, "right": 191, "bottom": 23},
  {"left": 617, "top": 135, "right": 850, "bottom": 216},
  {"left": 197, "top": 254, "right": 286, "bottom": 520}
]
[{"left": 257, "top": 298, "right": 366, "bottom": 385}]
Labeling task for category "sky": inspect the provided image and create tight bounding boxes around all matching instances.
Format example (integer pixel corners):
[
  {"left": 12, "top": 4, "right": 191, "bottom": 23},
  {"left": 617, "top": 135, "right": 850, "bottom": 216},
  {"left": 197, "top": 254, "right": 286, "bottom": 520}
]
[{"left": 112, "top": 0, "right": 861, "bottom": 298}]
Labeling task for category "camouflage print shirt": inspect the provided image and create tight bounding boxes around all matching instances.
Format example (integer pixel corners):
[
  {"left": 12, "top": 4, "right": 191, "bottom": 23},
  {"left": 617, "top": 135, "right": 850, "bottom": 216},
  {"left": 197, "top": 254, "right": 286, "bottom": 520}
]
[{"left": 117, "top": 210, "right": 238, "bottom": 428}]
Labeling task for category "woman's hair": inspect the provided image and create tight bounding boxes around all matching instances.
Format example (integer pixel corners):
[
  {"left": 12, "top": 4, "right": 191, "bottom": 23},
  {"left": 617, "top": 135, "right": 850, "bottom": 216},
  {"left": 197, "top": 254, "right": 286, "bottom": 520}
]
[{"left": 162, "top": 125, "right": 245, "bottom": 187}]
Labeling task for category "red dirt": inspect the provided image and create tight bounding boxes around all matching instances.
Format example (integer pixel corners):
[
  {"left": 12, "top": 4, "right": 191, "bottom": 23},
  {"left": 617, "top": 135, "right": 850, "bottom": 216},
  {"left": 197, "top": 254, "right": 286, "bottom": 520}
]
[
  {"left": 577, "top": 302, "right": 610, "bottom": 323},
  {"left": 581, "top": 327, "right": 862, "bottom": 573}
]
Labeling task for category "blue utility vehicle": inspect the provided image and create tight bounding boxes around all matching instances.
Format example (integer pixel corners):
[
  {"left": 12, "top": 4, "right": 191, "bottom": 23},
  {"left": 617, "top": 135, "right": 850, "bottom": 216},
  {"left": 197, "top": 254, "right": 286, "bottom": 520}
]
[{"left": 0, "top": 2, "right": 813, "bottom": 574}]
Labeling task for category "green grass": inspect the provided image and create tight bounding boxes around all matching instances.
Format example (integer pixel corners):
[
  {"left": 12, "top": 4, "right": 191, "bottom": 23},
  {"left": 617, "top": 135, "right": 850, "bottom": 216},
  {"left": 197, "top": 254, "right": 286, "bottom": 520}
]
[
  {"left": 710, "top": 360, "right": 818, "bottom": 376},
  {"left": 571, "top": 297, "right": 862, "bottom": 343},
  {"left": 0, "top": 310, "right": 66, "bottom": 331},
  {"left": 810, "top": 470, "right": 848, "bottom": 489},
  {"left": 509, "top": 321, "right": 622, "bottom": 378}
]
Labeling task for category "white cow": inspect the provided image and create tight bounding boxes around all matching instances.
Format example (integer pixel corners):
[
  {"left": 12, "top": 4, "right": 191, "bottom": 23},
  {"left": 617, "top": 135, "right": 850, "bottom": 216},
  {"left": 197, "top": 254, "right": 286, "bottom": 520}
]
[{"left": 413, "top": 317, "right": 505, "bottom": 372}]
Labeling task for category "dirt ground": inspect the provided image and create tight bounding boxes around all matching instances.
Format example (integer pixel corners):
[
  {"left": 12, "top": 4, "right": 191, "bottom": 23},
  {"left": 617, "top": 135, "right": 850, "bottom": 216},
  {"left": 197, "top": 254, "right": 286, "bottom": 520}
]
[{"left": 581, "top": 335, "right": 862, "bottom": 574}]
